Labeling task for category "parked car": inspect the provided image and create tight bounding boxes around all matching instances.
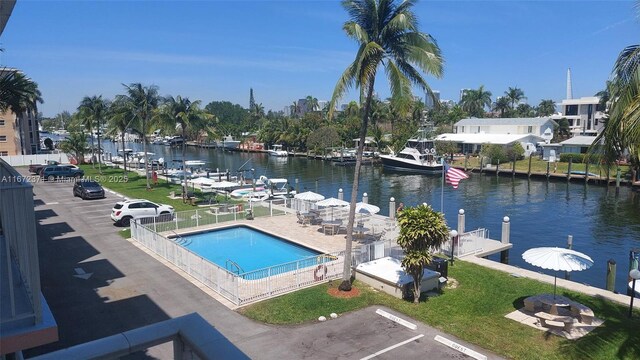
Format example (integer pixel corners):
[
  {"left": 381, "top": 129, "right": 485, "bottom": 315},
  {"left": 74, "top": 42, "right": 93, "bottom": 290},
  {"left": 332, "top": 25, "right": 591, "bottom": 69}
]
[
  {"left": 41, "top": 165, "right": 84, "bottom": 181},
  {"left": 110, "top": 199, "right": 175, "bottom": 226},
  {"left": 73, "top": 179, "right": 105, "bottom": 200},
  {"left": 29, "top": 160, "right": 60, "bottom": 174}
]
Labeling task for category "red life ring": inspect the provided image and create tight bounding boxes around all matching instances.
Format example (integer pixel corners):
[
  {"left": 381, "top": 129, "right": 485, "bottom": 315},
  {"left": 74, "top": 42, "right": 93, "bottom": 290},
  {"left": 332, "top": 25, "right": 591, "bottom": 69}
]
[
  {"left": 237, "top": 204, "right": 243, "bottom": 212},
  {"left": 314, "top": 264, "right": 328, "bottom": 281}
]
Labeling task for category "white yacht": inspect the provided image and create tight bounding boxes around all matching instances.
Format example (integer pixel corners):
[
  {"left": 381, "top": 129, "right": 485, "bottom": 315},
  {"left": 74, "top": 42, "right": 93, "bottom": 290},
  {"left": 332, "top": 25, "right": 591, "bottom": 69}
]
[
  {"left": 379, "top": 123, "right": 443, "bottom": 173},
  {"left": 267, "top": 144, "right": 289, "bottom": 157},
  {"left": 219, "top": 135, "right": 240, "bottom": 150}
]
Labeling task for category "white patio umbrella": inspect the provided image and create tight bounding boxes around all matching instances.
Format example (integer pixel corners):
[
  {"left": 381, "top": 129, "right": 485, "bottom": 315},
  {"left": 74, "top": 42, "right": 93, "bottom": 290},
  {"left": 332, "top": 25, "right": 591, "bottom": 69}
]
[
  {"left": 316, "top": 197, "right": 349, "bottom": 220},
  {"left": 294, "top": 191, "right": 325, "bottom": 213},
  {"left": 294, "top": 191, "right": 325, "bottom": 201},
  {"left": 354, "top": 202, "right": 380, "bottom": 214},
  {"left": 522, "top": 247, "right": 593, "bottom": 298}
]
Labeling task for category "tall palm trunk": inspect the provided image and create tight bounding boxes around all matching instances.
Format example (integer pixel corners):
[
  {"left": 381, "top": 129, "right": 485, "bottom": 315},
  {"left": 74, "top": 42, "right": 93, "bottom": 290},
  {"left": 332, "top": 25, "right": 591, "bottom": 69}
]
[
  {"left": 339, "top": 79, "right": 375, "bottom": 291},
  {"left": 182, "top": 124, "right": 188, "bottom": 202},
  {"left": 121, "top": 133, "right": 127, "bottom": 176},
  {"left": 97, "top": 117, "right": 102, "bottom": 174},
  {"left": 89, "top": 127, "right": 95, "bottom": 167},
  {"left": 143, "top": 119, "right": 150, "bottom": 189}
]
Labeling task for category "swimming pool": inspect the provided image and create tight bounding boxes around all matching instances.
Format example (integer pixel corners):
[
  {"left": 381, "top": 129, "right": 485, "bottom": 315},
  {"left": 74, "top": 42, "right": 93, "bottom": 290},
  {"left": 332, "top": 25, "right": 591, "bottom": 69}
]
[{"left": 179, "top": 226, "right": 322, "bottom": 275}]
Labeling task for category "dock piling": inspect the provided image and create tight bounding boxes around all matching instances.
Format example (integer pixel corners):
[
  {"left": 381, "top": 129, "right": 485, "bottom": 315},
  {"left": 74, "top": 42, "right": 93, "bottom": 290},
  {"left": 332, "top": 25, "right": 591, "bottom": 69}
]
[
  {"left": 457, "top": 209, "right": 465, "bottom": 235},
  {"left": 606, "top": 259, "right": 616, "bottom": 292},
  {"left": 565, "top": 235, "right": 573, "bottom": 280},
  {"left": 338, "top": 188, "right": 343, "bottom": 201},
  {"left": 389, "top": 197, "right": 396, "bottom": 220},
  {"left": 546, "top": 162, "right": 550, "bottom": 179},
  {"left": 527, "top": 155, "right": 532, "bottom": 178},
  {"left": 363, "top": 192, "right": 368, "bottom": 204},
  {"left": 500, "top": 216, "right": 510, "bottom": 264},
  {"left": 567, "top": 158, "right": 573, "bottom": 182},
  {"left": 616, "top": 167, "right": 621, "bottom": 194}
]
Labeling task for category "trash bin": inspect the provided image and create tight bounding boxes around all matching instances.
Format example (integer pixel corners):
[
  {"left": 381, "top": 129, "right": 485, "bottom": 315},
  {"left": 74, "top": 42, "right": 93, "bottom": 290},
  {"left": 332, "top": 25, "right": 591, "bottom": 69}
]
[{"left": 426, "top": 257, "right": 448, "bottom": 278}]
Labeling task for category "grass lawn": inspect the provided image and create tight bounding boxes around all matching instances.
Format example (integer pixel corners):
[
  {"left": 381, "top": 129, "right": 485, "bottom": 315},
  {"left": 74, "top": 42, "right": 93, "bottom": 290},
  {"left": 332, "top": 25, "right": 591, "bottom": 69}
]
[
  {"left": 451, "top": 157, "right": 631, "bottom": 178},
  {"left": 239, "top": 261, "right": 640, "bottom": 360},
  {"left": 79, "top": 165, "right": 238, "bottom": 211}
]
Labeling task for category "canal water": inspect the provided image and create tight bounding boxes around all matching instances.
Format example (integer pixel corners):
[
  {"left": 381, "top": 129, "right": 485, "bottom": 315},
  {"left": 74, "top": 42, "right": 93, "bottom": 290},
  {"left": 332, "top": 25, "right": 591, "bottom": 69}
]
[{"left": 99, "top": 141, "right": 640, "bottom": 294}]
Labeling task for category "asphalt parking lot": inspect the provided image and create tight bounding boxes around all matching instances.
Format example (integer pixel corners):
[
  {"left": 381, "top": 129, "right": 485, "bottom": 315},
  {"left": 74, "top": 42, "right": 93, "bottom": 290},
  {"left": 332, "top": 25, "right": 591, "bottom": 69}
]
[{"left": 23, "top": 168, "right": 503, "bottom": 359}]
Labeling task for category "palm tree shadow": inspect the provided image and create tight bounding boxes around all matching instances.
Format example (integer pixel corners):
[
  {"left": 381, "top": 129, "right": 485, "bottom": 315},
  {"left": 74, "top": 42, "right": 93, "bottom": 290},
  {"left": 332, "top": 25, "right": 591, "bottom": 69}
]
[{"left": 559, "top": 295, "right": 640, "bottom": 359}]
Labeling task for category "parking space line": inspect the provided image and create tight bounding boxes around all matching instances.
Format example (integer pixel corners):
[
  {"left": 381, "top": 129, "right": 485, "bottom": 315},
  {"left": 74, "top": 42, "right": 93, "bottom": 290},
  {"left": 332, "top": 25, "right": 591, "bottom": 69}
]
[
  {"left": 375, "top": 309, "right": 417, "bottom": 330},
  {"left": 360, "top": 334, "right": 424, "bottom": 360},
  {"left": 434, "top": 335, "right": 487, "bottom": 360}
]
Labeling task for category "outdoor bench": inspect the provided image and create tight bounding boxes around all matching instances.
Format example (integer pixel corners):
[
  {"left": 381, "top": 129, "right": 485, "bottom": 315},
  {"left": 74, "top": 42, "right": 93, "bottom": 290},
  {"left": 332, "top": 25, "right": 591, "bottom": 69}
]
[
  {"left": 534, "top": 311, "right": 577, "bottom": 332},
  {"left": 569, "top": 302, "right": 594, "bottom": 325}
]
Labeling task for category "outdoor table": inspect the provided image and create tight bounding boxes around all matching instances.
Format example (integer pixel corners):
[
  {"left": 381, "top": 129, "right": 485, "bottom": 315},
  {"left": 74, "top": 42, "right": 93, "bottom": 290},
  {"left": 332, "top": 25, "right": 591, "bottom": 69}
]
[
  {"left": 538, "top": 294, "right": 572, "bottom": 315},
  {"left": 352, "top": 226, "right": 369, "bottom": 239},
  {"left": 322, "top": 220, "right": 341, "bottom": 235}
]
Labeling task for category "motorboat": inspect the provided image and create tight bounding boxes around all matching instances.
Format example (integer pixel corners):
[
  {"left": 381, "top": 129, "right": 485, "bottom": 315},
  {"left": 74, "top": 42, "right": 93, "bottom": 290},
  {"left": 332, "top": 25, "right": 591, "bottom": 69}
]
[
  {"left": 259, "top": 175, "right": 296, "bottom": 198},
  {"left": 219, "top": 135, "right": 240, "bottom": 150},
  {"left": 230, "top": 186, "right": 266, "bottom": 199},
  {"left": 164, "top": 136, "right": 184, "bottom": 146},
  {"left": 379, "top": 122, "right": 443, "bottom": 173},
  {"left": 268, "top": 144, "right": 289, "bottom": 157}
]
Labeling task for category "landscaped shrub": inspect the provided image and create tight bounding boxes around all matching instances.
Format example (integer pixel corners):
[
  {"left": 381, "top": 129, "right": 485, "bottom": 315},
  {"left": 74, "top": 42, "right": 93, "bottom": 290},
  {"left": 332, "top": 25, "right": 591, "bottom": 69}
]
[{"left": 559, "top": 153, "right": 586, "bottom": 163}]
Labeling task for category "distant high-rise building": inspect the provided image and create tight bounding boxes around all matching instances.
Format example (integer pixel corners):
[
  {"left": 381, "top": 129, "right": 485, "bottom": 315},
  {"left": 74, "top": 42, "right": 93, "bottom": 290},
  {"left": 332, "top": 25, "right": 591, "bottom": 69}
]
[
  {"left": 0, "top": 68, "right": 41, "bottom": 156},
  {"left": 425, "top": 90, "right": 440, "bottom": 109}
]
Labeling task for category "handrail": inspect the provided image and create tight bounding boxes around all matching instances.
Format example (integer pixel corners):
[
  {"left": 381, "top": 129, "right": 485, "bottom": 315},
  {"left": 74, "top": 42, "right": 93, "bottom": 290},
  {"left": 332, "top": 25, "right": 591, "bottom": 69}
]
[
  {"left": 225, "top": 259, "right": 244, "bottom": 275},
  {"left": 171, "top": 230, "right": 186, "bottom": 244}
]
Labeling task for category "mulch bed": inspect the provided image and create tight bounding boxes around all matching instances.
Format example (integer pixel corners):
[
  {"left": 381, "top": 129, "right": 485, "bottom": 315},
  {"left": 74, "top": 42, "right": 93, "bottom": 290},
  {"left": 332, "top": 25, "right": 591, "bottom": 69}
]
[{"left": 327, "top": 286, "right": 361, "bottom": 299}]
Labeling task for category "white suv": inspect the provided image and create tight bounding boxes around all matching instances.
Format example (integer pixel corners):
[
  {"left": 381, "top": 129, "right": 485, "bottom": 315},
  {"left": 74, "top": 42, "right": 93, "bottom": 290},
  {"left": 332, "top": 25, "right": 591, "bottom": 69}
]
[{"left": 111, "top": 199, "right": 175, "bottom": 226}]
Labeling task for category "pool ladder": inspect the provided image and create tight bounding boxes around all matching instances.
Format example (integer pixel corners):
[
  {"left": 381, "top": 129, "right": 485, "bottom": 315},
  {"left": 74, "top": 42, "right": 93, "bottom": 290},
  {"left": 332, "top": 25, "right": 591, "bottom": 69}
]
[
  {"left": 171, "top": 231, "right": 191, "bottom": 246},
  {"left": 225, "top": 259, "right": 244, "bottom": 275}
]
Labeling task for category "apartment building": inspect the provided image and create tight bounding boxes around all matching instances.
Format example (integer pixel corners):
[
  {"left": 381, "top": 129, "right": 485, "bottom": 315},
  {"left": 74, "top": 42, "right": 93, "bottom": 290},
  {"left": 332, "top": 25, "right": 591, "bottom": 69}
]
[{"left": 551, "top": 96, "right": 606, "bottom": 136}]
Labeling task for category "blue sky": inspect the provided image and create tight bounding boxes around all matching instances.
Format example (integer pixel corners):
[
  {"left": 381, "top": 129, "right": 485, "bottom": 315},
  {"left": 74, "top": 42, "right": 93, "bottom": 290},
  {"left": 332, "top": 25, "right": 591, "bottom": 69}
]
[{"left": 2, "top": 1, "right": 638, "bottom": 117}]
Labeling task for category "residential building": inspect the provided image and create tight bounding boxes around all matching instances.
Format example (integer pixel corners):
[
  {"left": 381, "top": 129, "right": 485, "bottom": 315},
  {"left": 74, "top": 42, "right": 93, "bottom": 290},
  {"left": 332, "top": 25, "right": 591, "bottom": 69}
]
[
  {"left": 434, "top": 132, "right": 544, "bottom": 157},
  {"left": 540, "top": 136, "right": 598, "bottom": 161},
  {"left": 0, "top": 69, "right": 41, "bottom": 156},
  {"left": 551, "top": 96, "right": 606, "bottom": 136},
  {"left": 1, "top": 159, "right": 58, "bottom": 357},
  {"left": 453, "top": 117, "right": 556, "bottom": 141}
]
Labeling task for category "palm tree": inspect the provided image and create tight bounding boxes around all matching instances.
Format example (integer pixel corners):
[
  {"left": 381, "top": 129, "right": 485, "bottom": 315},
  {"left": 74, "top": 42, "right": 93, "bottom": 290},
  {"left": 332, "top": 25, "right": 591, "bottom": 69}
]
[
  {"left": 516, "top": 103, "right": 534, "bottom": 117},
  {"left": 447, "top": 104, "right": 467, "bottom": 132},
  {"left": 595, "top": 82, "right": 611, "bottom": 110},
  {"left": 290, "top": 101, "right": 300, "bottom": 118},
  {"left": 505, "top": 86, "right": 526, "bottom": 110},
  {"left": 156, "top": 95, "right": 212, "bottom": 201},
  {"left": 120, "top": 83, "right": 160, "bottom": 189},
  {"left": 328, "top": 0, "right": 443, "bottom": 291},
  {"left": 0, "top": 69, "right": 42, "bottom": 113},
  {"left": 344, "top": 101, "right": 360, "bottom": 118},
  {"left": 59, "top": 132, "right": 89, "bottom": 164},
  {"left": 537, "top": 99, "right": 556, "bottom": 117},
  {"left": 460, "top": 86, "right": 491, "bottom": 118},
  {"left": 78, "top": 95, "right": 108, "bottom": 173},
  {"left": 108, "top": 97, "right": 136, "bottom": 175},
  {"left": 305, "top": 95, "right": 319, "bottom": 113},
  {"left": 493, "top": 97, "right": 511, "bottom": 117}
]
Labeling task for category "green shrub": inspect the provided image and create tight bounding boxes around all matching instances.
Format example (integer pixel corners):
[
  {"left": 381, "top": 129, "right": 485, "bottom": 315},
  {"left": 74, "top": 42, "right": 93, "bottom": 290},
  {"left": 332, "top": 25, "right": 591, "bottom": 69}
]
[{"left": 559, "top": 153, "right": 586, "bottom": 163}]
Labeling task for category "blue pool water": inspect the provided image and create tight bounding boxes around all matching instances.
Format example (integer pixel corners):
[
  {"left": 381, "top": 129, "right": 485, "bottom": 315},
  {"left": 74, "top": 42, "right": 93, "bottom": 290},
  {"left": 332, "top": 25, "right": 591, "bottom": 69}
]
[{"left": 180, "top": 226, "right": 321, "bottom": 274}]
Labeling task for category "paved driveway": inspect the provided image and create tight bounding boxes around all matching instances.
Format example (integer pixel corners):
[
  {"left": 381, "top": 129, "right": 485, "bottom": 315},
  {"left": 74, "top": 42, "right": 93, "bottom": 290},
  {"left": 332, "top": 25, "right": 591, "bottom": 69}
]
[{"left": 23, "top": 169, "right": 503, "bottom": 359}]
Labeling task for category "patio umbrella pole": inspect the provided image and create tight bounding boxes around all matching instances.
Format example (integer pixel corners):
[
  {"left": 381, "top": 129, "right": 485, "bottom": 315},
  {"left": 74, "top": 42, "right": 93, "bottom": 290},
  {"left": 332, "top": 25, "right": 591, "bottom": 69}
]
[{"left": 554, "top": 274, "right": 557, "bottom": 299}]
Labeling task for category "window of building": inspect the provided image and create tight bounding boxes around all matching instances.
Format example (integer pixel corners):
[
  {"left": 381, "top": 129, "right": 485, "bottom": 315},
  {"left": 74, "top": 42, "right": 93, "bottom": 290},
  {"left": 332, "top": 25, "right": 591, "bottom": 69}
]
[
  {"left": 566, "top": 105, "right": 578, "bottom": 116},
  {"left": 595, "top": 119, "right": 598, "bottom": 126},
  {"left": 461, "top": 126, "right": 465, "bottom": 133},
  {"left": 0, "top": 119, "right": 4, "bottom": 126},
  {"left": 476, "top": 126, "right": 481, "bottom": 133},
  {"left": 0, "top": 151, "right": 8, "bottom": 156},
  {"left": 527, "top": 126, "right": 533, "bottom": 133},
  {"left": 0, "top": 135, "right": 6, "bottom": 142},
  {"left": 596, "top": 103, "right": 605, "bottom": 112}
]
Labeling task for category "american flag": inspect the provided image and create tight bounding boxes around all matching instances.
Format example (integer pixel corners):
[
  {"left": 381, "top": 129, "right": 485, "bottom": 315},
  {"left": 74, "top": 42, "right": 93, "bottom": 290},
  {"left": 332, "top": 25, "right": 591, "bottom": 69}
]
[{"left": 444, "top": 161, "right": 469, "bottom": 189}]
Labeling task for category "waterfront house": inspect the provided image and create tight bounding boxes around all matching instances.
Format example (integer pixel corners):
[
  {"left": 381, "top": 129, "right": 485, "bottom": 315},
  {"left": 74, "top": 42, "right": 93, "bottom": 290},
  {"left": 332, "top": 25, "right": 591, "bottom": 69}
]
[
  {"left": 453, "top": 117, "right": 556, "bottom": 140},
  {"left": 540, "top": 136, "right": 600, "bottom": 161},
  {"left": 550, "top": 96, "right": 606, "bottom": 136},
  {"left": 434, "top": 133, "right": 544, "bottom": 157}
]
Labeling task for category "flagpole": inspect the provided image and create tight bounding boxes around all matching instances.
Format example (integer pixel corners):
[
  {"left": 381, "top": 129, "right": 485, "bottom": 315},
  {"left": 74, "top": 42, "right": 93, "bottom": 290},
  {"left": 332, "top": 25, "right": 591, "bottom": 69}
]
[{"left": 441, "top": 157, "right": 445, "bottom": 214}]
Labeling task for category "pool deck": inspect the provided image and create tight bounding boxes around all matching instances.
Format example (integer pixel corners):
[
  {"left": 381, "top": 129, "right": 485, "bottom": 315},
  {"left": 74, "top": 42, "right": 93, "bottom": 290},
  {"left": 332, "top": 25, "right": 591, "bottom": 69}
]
[{"left": 164, "top": 212, "right": 399, "bottom": 255}]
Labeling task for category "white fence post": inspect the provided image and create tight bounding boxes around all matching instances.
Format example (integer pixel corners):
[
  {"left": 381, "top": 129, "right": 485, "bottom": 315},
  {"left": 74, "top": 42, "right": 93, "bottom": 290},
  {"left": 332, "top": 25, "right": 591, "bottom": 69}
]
[
  {"left": 175, "top": 214, "right": 178, "bottom": 230},
  {"left": 153, "top": 216, "right": 157, "bottom": 233},
  {"left": 196, "top": 209, "right": 199, "bottom": 227}
]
